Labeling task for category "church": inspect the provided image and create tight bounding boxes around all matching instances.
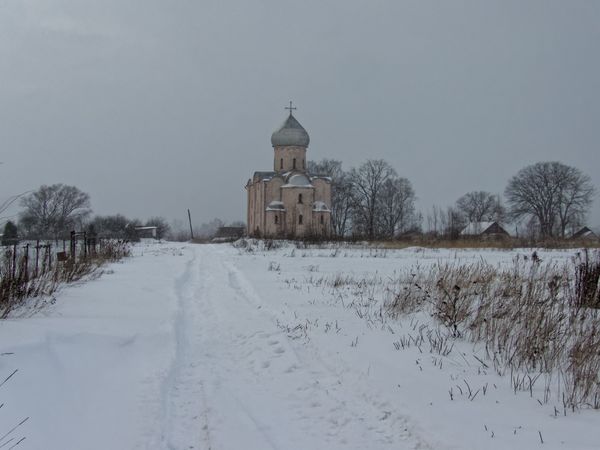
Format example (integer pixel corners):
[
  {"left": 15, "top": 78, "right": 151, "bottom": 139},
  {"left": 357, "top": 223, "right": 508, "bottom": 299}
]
[{"left": 246, "top": 104, "right": 332, "bottom": 238}]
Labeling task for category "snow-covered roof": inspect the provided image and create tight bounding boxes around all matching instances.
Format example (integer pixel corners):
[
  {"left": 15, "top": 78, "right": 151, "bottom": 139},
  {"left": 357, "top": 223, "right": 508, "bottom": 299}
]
[
  {"left": 282, "top": 173, "right": 313, "bottom": 188},
  {"left": 313, "top": 201, "right": 330, "bottom": 212},
  {"left": 311, "top": 176, "right": 332, "bottom": 183},
  {"left": 460, "top": 222, "right": 495, "bottom": 236},
  {"left": 572, "top": 227, "right": 598, "bottom": 239},
  {"left": 266, "top": 201, "right": 286, "bottom": 211}
]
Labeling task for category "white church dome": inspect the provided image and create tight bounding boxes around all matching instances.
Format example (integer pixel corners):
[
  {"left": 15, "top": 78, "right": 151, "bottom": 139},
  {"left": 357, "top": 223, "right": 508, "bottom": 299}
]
[{"left": 271, "top": 114, "right": 310, "bottom": 147}]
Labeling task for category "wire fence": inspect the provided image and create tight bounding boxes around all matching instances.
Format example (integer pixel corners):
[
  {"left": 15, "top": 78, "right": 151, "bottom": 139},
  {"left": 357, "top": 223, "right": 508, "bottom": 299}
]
[{"left": 0, "top": 233, "right": 130, "bottom": 318}]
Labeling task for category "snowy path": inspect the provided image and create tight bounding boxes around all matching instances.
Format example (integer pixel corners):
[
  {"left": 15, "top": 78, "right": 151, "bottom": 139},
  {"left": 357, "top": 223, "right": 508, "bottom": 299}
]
[
  {"left": 5, "top": 243, "right": 596, "bottom": 449},
  {"left": 157, "top": 244, "right": 429, "bottom": 449},
  {"left": 0, "top": 243, "right": 430, "bottom": 449}
]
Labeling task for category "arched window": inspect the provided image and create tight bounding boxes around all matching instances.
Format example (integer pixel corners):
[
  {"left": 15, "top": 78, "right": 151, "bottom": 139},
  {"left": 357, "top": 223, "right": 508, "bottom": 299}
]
[
  {"left": 293, "top": 158, "right": 296, "bottom": 169},
  {"left": 298, "top": 214, "right": 303, "bottom": 225},
  {"left": 303, "top": 159, "right": 305, "bottom": 169},
  {"left": 298, "top": 193, "right": 303, "bottom": 204},
  {"left": 274, "top": 215, "right": 278, "bottom": 225},
  {"left": 320, "top": 215, "right": 324, "bottom": 224},
  {"left": 280, "top": 158, "right": 283, "bottom": 170}
]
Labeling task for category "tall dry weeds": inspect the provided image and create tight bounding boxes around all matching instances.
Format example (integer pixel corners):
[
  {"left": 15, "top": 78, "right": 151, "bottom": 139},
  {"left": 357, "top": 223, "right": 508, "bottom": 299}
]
[
  {"left": 0, "top": 240, "right": 130, "bottom": 318},
  {"left": 386, "top": 250, "right": 600, "bottom": 410}
]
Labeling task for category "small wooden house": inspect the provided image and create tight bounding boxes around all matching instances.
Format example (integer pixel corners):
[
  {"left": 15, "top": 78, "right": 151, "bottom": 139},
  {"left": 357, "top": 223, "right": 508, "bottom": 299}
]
[
  {"left": 134, "top": 226, "right": 158, "bottom": 239},
  {"left": 571, "top": 226, "right": 598, "bottom": 241},
  {"left": 460, "top": 221, "right": 510, "bottom": 239}
]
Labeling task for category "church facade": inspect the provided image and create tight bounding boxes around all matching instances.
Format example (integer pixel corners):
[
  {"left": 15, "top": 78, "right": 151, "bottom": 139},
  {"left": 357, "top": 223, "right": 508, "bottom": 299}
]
[{"left": 246, "top": 106, "right": 332, "bottom": 238}]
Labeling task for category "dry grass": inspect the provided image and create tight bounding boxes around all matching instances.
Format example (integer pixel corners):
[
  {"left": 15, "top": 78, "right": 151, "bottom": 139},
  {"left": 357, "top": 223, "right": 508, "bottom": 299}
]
[
  {"left": 375, "top": 237, "right": 600, "bottom": 250},
  {"left": 386, "top": 250, "right": 600, "bottom": 410},
  {"left": 0, "top": 240, "right": 131, "bottom": 318},
  {"left": 297, "top": 248, "right": 600, "bottom": 410}
]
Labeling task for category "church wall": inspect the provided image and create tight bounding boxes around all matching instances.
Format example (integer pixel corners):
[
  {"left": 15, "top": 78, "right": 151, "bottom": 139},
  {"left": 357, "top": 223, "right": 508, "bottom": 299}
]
[
  {"left": 247, "top": 182, "right": 253, "bottom": 235},
  {"left": 311, "top": 212, "right": 331, "bottom": 237},
  {"left": 312, "top": 178, "right": 331, "bottom": 204},
  {"left": 265, "top": 211, "right": 285, "bottom": 236},
  {"left": 282, "top": 186, "right": 315, "bottom": 237},
  {"left": 260, "top": 181, "right": 267, "bottom": 236},
  {"left": 267, "top": 177, "right": 284, "bottom": 201},
  {"left": 247, "top": 180, "right": 267, "bottom": 237},
  {"left": 273, "top": 146, "right": 307, "bottom": 172}
]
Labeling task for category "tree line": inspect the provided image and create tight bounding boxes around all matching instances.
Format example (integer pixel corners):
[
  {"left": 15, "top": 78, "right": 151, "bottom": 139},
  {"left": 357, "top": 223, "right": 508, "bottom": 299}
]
[
  {"left": 1, "top": 183, "right": 171, "bottom": 243},
  {"left": 309, "top": 159, "right": 595, "bottom": 240},
  {"left": 1, "top": 159, "right": 595, "bottom": 243}
]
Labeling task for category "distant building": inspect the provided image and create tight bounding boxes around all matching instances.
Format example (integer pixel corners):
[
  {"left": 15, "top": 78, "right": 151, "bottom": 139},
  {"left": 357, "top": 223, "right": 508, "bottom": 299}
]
[
  {"left": 212, "top": 226, "right": 246, "bottom": 243},
  {"left": 134, "top": 226, "right": 158, "bottom": 239},
  {"left": 460, "top": 221, "right": 510, "bottom": 239},
  {"left": 245, "top": 104, "right": 332, "bottom": 238},
  {"left": 571, "top": 226, "right": 598, "bottom": 241}
]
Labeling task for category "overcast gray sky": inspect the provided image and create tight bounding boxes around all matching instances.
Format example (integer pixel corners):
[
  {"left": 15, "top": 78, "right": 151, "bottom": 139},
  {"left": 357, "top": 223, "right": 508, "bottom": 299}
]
[{"left": 1, "top": 0, "right": 599, "bottom": 229}]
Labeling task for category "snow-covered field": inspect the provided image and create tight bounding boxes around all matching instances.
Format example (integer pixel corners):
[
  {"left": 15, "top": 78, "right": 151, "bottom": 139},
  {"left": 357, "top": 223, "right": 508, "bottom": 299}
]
[{"left": 1, "top": 241, "right": 598, "bottom": 449}]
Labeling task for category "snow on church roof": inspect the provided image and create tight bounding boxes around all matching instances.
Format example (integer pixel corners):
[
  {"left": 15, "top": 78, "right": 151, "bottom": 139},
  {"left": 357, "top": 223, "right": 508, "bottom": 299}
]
[
  {"left": 266, "top": 201, "right": 286, "bottom": 211},
  {"left": 313, "top": 201, "right": 330, "bottom": 212},
  {"left": 283, "top": 173, "right": 313, "bottom": 188}
]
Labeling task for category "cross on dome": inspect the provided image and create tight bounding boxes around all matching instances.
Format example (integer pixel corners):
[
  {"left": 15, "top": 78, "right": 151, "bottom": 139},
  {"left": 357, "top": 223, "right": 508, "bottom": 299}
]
[{"left": 285, "top": 101, "right": 297, "bottom": 116}]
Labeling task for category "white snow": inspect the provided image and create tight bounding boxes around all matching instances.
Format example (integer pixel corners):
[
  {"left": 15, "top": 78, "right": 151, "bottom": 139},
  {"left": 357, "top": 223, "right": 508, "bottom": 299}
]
[
  {"left": 312, "top": 201, "right": 330, "bottom": 212},
  {"left": 266, "top": 201, "right": 285, "bottom": 211},
  {"left": 282, "top": 174, "right": 313, "bottom": 188},
  {"left": 0, "top": 242, "right": 598, "bottom": 449}
]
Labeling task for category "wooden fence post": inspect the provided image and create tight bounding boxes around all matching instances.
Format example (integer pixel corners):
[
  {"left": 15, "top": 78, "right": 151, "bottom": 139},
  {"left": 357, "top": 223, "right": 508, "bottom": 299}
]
[
  {"left": 11, "top": 244, "right": 17, "bottom": 280},
  {"left": 34, "top": 240, "right": 40, "bottom": 278}
]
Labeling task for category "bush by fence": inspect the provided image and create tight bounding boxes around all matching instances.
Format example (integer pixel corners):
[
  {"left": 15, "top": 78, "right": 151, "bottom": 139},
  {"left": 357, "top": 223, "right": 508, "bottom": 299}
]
[{"left": 0, "top": 237, "right": 130, "bottom": 318}]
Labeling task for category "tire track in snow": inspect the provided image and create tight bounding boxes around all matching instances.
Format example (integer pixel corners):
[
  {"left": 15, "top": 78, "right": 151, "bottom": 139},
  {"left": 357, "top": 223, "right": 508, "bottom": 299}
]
[
  {"left": 220, "top": 251, "right": 435, "bottom": 450},
  {"left": 158, "top": 246, "right": 212, "bottom": 450},
  {"left": 156, "top": 244, "right": 433, "bottom": 449}
]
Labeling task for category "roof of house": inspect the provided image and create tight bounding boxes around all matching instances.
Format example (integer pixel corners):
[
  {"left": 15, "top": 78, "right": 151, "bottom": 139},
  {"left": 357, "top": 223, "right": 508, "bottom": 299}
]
[
  {"left": 572, "top": 226, "right": 598, "bottom": 239},
  {"left": 460, "top": 221, "right": 508, "bottom": 236}
]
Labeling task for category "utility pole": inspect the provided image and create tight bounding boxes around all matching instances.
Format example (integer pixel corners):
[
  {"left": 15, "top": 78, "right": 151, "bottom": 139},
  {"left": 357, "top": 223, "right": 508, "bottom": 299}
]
[{"left": 187, "top": 209, "right": 194, "bottom": 240}]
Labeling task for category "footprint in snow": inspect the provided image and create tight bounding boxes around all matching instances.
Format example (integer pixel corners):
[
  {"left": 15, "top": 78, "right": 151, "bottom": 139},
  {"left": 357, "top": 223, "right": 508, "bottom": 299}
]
[{"left": 284, "top": 364, "right": 298, "bottom": 373}]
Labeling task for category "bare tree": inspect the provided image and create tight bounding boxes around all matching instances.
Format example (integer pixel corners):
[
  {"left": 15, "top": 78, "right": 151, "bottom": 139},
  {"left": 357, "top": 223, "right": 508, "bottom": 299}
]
[
  {"left": 376, "top": 177, "right": 416, "bottom": 238},
  {"left": 1, "top": 221, "right": 18, "bottom": 246},
  {"left": 0, "top": 191, "right": 30, "bottom": 223},
  {"left": 426, "top": 205, "right": 444, "bottom": 236},
  {"left": 90, "top": 214, "right": 130, "bottom": 238},
  {"left": 194, "top": 218, "right": 224, "bottom": 239},
  {"left": 350, "top": 160, "right": 397, "bottom": 239},
  {"left": 308, "top": 159, "right": 355, "bottom": 237},
  {"left": 505, "top": 162, "right": 595, "bottom": 238},
  {"left": 556, "top": 168, "right": 595, "bottom": 237},
  {"left": 444, "top": 206, "right": 465, "bottom": 239},
  {"left": 145, "top": 217, "right": 171, "bottom": 240},
  {"left": 426, "top": 205, "right": 465, "bottom": 238},
  {"left": 455, "top": 191, "right": 505, "bottom": 223},
  {"left": 19, "top": 184, "right": 91, "bottom": 239}
]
